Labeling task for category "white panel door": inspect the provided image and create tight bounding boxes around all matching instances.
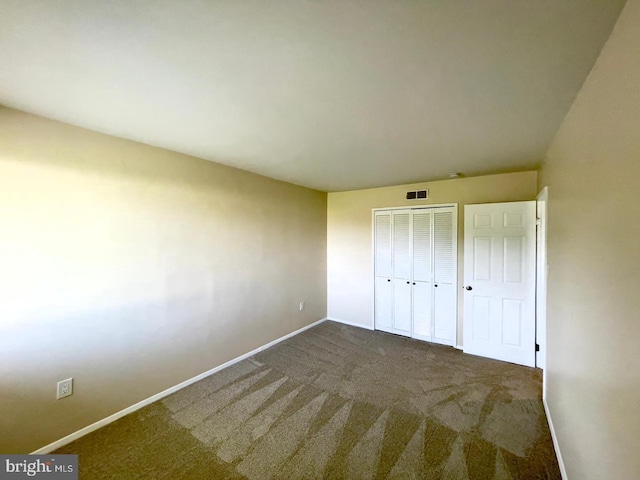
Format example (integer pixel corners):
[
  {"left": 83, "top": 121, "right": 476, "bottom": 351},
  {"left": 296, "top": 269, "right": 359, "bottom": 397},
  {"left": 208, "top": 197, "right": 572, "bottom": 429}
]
[
  {"left": 412, "top": 210, "right": 432, "bottom": 340},
  {"left": 392, "top": 211, "right": 412, "bottom": 336},
  {"left": 374, "top": 212, "right": 393, "bottom": 333},
  {"left": 463, "top": 201, "right": 536, "bottom": 367},
  {"left": 433, "top": 208, "right": 456, "bottom": 346}
]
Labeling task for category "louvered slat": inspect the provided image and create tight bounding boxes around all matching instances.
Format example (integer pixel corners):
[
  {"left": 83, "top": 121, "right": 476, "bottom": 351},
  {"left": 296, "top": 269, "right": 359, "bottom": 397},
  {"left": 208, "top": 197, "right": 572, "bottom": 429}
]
[
  {"left": 374, "top": 213, "right": 392, "bottom": 278},
  {"left": 434, "top": 211, "right": 454, "bottom": 284},
  {"left": 392, "top": 212, "right": 411, "bottom": 280},
  {"left": 412, "top": 211, "right": 431, "bottom": 282}
]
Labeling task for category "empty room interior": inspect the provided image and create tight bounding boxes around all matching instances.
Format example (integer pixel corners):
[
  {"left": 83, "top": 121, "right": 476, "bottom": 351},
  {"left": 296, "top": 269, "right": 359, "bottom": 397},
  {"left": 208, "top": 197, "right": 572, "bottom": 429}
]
[{"left": 1, "top": 1, "right": 639, "bottom": 479}]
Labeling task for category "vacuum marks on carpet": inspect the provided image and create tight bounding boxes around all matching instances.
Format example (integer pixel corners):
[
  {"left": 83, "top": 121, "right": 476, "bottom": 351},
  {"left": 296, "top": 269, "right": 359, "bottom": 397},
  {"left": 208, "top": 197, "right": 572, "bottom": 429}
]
[{"left": 55, "top": 322, "right": 560, "bottom": 479}]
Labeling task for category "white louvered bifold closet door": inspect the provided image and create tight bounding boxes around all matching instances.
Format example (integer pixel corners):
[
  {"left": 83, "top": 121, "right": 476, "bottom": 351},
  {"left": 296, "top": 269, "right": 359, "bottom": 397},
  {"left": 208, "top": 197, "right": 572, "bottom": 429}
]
[
  {"left": 433, "top": 208, "right": 456, "bottom": 345},
  {"left": 374, "top": 206, "right": 457, "bottom": 345},
  {"left": 392, "top": 211, "right": 412, "bottom": 336},
  {"left": 374, "top": 212, "right": 393, "bottom": 333},
  {"left": 411, "top": 210, "right": 432, "bottom": 341}
]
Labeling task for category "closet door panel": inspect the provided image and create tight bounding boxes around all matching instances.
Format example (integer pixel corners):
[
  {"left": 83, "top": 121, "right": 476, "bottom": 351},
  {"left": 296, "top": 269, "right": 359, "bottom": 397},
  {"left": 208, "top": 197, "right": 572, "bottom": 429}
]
[
  {"left": 393, "top": 280, "right": 412, "bottom": 336},
  {"left": 374, "top": 212, "right": 392, "bottom": 279},
  {"left": 412, "top": 281, "right": 432, "bottom": 340},
  {"left": 374, "top": 212, "right": 393, "bottom": 331},
  {"left": 392, "top": 211, "right": 411, "bottom": 281},
  {"left": 374, "top": 277, "right": 393, "bottom": 333},
  {"left": 434, "top": 283, "right": 455, "bottom": 344},
  {"left": 412, "top": 210, "right": 432, "bottom": 340},
  {"left": 412, "top": 210, "right": 432, "bottom": 282},
  {"left": 433, "top": 209, "right": 455, "bottom": 286},
  {"left": 391, "top": 210, "right": 412, "bottom": 337},
  {"left": 433, "top": 208, "right": 457, "bottom": 346}
]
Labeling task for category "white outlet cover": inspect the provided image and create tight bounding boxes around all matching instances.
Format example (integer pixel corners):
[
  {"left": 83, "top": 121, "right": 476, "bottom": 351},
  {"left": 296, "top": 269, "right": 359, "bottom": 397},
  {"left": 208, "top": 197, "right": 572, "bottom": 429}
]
[{"left": 57, "top": 378, "right": 73, "bottom": 399}]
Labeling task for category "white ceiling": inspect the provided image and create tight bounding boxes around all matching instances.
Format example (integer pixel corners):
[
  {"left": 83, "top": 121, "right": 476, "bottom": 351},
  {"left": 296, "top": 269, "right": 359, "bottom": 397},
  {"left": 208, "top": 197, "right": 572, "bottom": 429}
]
[{"left": 0, "top": 1, "right": 626, "bottom": 191}]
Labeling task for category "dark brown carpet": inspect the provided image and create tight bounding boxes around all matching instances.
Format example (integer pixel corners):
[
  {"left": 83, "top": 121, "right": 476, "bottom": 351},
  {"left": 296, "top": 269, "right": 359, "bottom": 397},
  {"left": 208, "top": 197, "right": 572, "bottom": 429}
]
[{"left": 56, "top": 321, "right": 561, "bottom": 479}]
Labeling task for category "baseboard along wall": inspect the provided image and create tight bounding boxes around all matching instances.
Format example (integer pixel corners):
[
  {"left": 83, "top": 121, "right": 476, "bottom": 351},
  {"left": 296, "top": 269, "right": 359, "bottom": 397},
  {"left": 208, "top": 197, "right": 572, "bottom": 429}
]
[
  {"left": 31, "top": 317, "right": 329, "bottom": 455},
  {"left": 543, "top": 398, "right": 568, "bottom": 480}
]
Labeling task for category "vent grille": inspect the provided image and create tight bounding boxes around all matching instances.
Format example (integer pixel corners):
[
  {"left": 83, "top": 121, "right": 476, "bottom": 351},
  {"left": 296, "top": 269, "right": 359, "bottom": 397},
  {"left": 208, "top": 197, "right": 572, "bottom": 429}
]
[{"left": 406, "top": 189, "right": 428, "bottom": 200}]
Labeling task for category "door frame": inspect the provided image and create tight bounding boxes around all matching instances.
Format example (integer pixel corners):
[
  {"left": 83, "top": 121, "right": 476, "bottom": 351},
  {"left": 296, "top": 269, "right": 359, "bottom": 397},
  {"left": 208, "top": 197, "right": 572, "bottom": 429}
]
[
  {"left": 371, "top": 203, "right": 458, "bottom": 345},
  {"left": 536, "top": 187, "right": 548, "bottom": 375}
]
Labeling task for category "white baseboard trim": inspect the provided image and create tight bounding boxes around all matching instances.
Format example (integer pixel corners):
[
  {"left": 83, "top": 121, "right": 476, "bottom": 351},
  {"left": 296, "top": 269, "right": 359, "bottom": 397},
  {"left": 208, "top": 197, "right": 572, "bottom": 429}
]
[
  {"left": 31, "top": 317, "right": 328, "bottom": 455},
  {"left": 543, "top": 398, "right": 568, "bottom": 480},
  {"left": 326, "top": 317, "right": 375, "bottom": 330}
]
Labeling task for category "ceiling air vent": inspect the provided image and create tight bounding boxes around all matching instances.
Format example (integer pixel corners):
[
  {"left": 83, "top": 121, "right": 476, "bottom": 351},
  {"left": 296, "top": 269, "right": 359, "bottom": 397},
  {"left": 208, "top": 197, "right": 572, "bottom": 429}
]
[{"left": 406, "top": 189, "right": 428, "bottom": 200}]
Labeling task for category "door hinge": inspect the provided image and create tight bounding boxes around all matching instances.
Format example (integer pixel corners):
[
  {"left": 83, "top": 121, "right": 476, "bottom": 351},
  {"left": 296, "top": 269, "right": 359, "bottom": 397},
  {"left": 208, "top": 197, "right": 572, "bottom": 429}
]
[{"left": 535, "top": 343, "right": 540, "bottom": 352}]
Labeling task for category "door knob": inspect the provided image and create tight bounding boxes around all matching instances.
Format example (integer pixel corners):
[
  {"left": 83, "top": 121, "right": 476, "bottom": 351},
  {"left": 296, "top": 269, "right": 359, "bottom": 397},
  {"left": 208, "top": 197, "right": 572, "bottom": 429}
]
[
  {"left": 387, "top": 279, "right": 391, "bottom": 282},
  {"left": 406, "top": 281, "right": 410, "bottom": 284},
  {"left": 465, "top": 286, "right": 473, "bottom": 291}
]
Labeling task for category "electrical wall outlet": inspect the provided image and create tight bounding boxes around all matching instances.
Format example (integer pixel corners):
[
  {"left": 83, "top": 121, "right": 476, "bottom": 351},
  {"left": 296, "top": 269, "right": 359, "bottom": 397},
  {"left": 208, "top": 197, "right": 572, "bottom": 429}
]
[
  {"left": 57, "top": 378, "right": 73, "bottom": 400},
  {"left": 299, "top": 301, "right": 305, "bottom": 311}
]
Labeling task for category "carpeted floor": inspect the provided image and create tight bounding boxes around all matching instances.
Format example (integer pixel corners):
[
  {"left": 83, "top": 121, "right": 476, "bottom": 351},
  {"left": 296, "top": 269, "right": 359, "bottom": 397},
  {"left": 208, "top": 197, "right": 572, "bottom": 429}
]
[{"left": 55, "top": 321, "right": 561, "bottom": 479}]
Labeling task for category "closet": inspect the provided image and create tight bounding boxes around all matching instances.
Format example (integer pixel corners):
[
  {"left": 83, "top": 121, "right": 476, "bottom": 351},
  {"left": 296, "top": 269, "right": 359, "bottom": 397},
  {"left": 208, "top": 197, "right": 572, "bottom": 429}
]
[{"left": 374, "top": 205, "right": 457, "bottom": 346}]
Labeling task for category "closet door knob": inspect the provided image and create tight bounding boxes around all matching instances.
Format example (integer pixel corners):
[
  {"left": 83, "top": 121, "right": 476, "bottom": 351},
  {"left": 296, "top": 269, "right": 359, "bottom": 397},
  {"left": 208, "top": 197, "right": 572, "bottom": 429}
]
[
  {"left": 406, "top": 281, "right": 410, "bottom": 284},
  {"left": 465, "top": 286, "right": 473, "bottom": 291},
  {"left": 387, "top": 279, "right": 391, "bottom": 282}
]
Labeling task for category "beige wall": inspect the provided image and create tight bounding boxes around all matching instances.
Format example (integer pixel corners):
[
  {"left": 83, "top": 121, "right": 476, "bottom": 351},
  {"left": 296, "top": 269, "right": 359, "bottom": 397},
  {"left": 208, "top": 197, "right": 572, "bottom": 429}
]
[
  {"left": 538, "top": 0, "right": 640, "bottom": 478},
  {"left": 327, "top": 171, "right": 537, "bottom": 342},
  {"left": 0, "top": 107, "right": 327, "bottom": 454}
]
